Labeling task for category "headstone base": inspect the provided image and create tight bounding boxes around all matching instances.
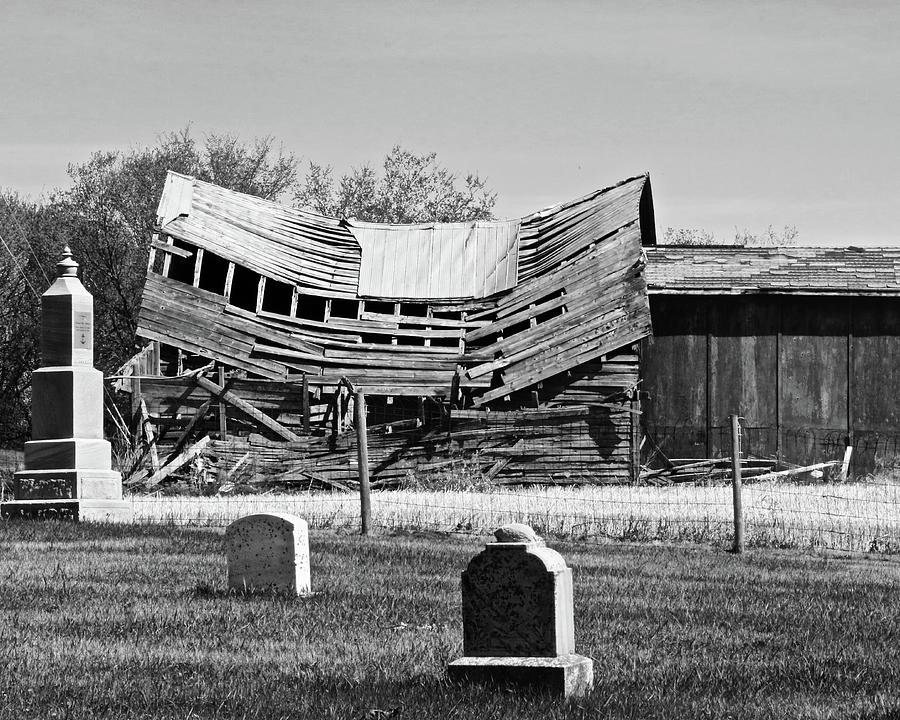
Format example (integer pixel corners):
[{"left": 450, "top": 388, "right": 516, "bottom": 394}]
[
  {"left": 447, "top": 654, "right": 594, "bottom": 699},
  {"left": 1, "top": 498, "right": 132, "bottom": 523}
]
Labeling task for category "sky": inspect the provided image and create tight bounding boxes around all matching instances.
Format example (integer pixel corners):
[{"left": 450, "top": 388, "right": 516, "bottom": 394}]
[{"left": 1, "top": 0, "right": 898, "bottom": 244}]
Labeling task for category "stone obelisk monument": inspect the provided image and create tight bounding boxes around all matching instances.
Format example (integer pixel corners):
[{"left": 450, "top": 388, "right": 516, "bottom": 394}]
[{"left": 1, "top": 247, "right": 131, "bottom": 522}]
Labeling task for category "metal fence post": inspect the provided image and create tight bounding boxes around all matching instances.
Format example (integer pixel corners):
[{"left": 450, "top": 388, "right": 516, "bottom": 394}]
[
  {"left": 355, "top": 390, "right": 371, "bottom": 535},
  {"left": 731, "top": 413, "right": 744, "bottom": 553}
]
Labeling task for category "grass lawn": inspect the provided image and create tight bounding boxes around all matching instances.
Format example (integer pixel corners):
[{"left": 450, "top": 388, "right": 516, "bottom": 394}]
[{"left": 1, "top": 521, "right": 898, "bottom": 720}]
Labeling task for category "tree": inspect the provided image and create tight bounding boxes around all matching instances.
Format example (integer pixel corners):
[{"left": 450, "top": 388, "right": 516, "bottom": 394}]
[
  {"left": 294, "top": 145, "right": 497, "bottom": 223},
  {"left": 662, "top": 225, "right": 799, "bottom": 247},
  {"left": 60, "top": 127, "right": 298, "bottom": 374},
  {"left": 0, "top": 193, "right": 67, "bottom": 443},
  {"left": 733, "top": 225, "right": 799, "bottom": 247}
]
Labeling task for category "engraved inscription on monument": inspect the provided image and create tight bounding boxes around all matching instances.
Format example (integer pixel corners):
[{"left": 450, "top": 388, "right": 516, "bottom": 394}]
[{"left": 74, "top": 312, "right": 92, "bottom": 351}]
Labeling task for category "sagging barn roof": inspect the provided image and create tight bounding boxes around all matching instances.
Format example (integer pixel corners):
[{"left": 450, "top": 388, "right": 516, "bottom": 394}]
[
  {"left": 644, "top": 245, "right": 900, "bottom": 296},
  {"left": 139, "top": 172, "right": 655, "bottom": 403}
]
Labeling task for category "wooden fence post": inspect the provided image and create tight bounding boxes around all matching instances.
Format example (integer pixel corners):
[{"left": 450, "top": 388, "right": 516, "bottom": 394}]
[
  {"left": 301, "top": 373, "right": 310, "bottom": 435},
  {"left": 217, "top": 366, "right": 228, "bottom": 440},
  {"left": 355, "top": 390, "right": 371, "bottom": 535},
  {"left": 731, "top": 413, "right": 745, "bottom": 553}
]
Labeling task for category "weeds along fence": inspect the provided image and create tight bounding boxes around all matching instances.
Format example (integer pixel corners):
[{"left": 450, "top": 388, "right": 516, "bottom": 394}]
[
  {"left": 124, "top": 478, "right": 900, "bottom": 554},
  {"left": 3, "top": 406, "right": 900, "bottom": 555}
]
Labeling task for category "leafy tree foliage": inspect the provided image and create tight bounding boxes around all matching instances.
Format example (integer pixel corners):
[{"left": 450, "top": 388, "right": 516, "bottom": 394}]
[
  {"left": 0, "top": 193, "right": 68, "bottom": 443},
  {"left": 294, "top": 145, "right": 497, "bottom": 223}
]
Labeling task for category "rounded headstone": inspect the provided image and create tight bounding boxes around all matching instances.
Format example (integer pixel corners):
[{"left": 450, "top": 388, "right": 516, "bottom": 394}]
[
  {"left": 494, "top": 523, "right": 541, "bottom": 544},
  {"left": 225, "top": 512, "right": 310, "bottom": 595}
]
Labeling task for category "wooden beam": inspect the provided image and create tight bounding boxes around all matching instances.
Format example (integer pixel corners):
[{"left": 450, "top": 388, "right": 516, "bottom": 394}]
[
  {"left": 167, "top": 398, "right": 213, "bottom": 460},
  {"left": 255, "top": 276, "right": 266, "bottom": 314},
  {"left": 161, "top": 236, "right": 174, "bottom": 277},
  {"left": 139, "top": 399, "right": 160, "bottom": 473},
  {"left": 224, "top": 262, "right": 235, "bottom": 302},
  {"left": 192, "top": 248, "right": 204, "bottom": 287},
  {"left": 151, "top": 237, "right": 193, "bottom": 259},
  {"left": 195, "top": 374, "right": 300, "bottom": 442},
  {"left": 148, "top": 233, "right": 158, "bottom": 272},
  {"left": 142, "top": 436, "right": 211, "bottom": 489}
]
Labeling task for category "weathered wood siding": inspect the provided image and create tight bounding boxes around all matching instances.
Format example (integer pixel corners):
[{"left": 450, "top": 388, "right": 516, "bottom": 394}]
[
  {"left": 640, "top": 296, "right": 707, "bottom": 459},
  {"left": 708, "top": 297, "right": 778, "bottom": 458},
  {"left": 642, "top": 295, "right": 900, "bottom": 475}
]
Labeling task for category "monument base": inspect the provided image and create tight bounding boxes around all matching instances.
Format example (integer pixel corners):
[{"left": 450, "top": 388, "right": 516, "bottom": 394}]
[
  {"left": 1, "top": 498, "right": 132, "bottom": 523},
  {"left": 13, "top": 469, "right": 123, "bottom": 501},
  {"left": 447, "top": 654, "right": 594, "bottom": 699}
]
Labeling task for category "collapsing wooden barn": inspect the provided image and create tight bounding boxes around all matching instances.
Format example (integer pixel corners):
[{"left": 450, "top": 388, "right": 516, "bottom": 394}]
[{"left": 121, "top": 171, "right": 655, "bottom": 488}]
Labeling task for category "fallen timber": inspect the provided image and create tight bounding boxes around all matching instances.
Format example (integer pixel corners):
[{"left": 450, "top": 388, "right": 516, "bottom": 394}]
[
  {"left": 122, "top": 172, "right": 658, "bottom": 490},
  {"left": 639, "top": 457, "right": 844, "bottom": 485}
]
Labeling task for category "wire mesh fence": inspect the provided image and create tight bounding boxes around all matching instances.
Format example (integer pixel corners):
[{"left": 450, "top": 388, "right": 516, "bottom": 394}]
[
  {"left": 122, "top": 476, "right": 900, "bottom": 555},
  {"left": 4, "top": 414, "right": 900, "bottom": 555}
]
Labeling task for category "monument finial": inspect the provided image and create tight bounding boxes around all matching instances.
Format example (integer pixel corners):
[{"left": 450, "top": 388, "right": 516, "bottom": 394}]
[{"left": 57, "top": 245, "right": 79, "bottom": 278}]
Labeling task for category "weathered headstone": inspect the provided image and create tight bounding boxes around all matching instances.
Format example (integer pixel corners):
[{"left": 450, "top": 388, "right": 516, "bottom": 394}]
[
  {"left": 1, "top": 247, "right": 130, "bottom": 522},
  {"left": 225, "top": 513, "right": 311, "bottom": 595},
  {"left": 447, "top": 523, "right": 594, "bottom": 698}
]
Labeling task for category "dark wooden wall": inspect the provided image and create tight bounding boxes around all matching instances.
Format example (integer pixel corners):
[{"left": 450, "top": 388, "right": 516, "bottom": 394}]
[{"left": 641, "top": 295, "right": 900, "bottom": 475}]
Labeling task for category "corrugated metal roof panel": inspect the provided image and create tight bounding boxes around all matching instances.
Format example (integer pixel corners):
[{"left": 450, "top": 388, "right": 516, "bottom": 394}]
[{"left": 348, "top": 219, "right": 520, "bottom": 300}]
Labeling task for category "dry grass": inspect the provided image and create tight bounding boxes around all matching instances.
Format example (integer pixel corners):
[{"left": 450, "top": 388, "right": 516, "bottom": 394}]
[{"left": 128, "top": 479, "right": 900, "bottom": 553}]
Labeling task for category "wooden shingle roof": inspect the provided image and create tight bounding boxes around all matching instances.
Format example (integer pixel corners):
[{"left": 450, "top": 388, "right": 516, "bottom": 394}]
[{"left": 644, "top": 245, "right": 900, "bottom": 296}]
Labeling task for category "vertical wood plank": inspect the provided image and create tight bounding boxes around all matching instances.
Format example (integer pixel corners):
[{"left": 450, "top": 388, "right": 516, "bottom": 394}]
[
  {"left": 255, "top": 276, "right": 266, "bottom": 314},
  {"left": 847, "top": 296, "right": 854, "bottom": 447},
  {"left": 192, "top": 248, "right": 204, "bottom": 287},
  {"left": 161, "top": 236, "right": 174, "bottom": 277},
  {"left": 224, "top": 262, "right": 235, "bottom": 302}
]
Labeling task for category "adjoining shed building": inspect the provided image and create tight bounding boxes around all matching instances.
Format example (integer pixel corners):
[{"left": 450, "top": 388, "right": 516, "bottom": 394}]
[
  {"left": 123, "top": 171, "right": 656, "bottom": 487},
  {"left": 641, "top": 245, "right": 900, "bottom": 475}
]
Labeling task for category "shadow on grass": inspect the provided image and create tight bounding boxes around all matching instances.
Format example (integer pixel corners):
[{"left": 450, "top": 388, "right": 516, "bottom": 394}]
[{"left": 190, "top": 581, "right": 324, "bottom": 602}]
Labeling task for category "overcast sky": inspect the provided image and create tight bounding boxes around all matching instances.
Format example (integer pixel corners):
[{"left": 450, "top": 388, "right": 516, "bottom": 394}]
[{"left": 2, "top": 0, "right": 898, "bottom": 244}]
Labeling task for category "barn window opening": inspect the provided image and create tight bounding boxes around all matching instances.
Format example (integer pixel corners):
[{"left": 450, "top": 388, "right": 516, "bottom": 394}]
[
  {"left": 262, "top": 279, "right": 294, "bottom": 315},
  {"left": 296, "top": 295, "right": 327, "bottom": 321},
  {"left": 536, "top": 306, "right": 565, "bottom": 324},
  {"left": 397, "top": 335, "right": 426, "bottom": 346},
  {"left": 197, "top": 251, "right": 229, "bottom": 295},
  {"left": 430, "top": 337, "right": 460, "bottom": 348},
  {"left": 364, "top": 300, "right": 394, "bottom": 315},
  {"left": 360, "top": 333, "right": 391, "bottom": 345},
  {"left": 398, "top": 302, "right": 426, "bottom": 317},
  {"left": 229, "top": 265, "right": 261, "bottom": 312},
  {"left": 166, "top": 239, "right": 196, "bottom": 284},
  {"left": 431, "top": 310, "right": 463, "bottom": 321},
  {"left": 330, "top": 299, "right": 359, "bottom": 319},
  {"left": 506, "top": 320, "right": 530, "bottom": 336}
]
